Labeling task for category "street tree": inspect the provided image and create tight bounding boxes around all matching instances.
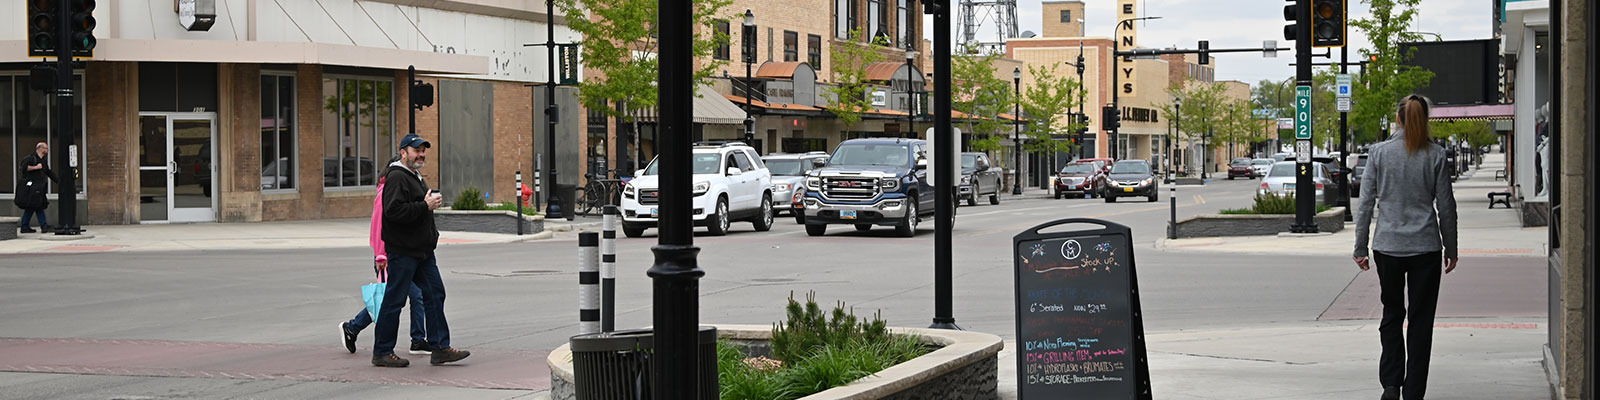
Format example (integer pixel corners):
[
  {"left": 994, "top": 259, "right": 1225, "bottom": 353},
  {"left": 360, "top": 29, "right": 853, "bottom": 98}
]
[
  {"left": 1251, "top": 77, "right": 1295, "bottom": 118},
  {"left": 1160, "top": 81, "right": 1228, "bottom": 173},
  {"left": 555, "top": 0, "right": 732, "bottom": 157},
  {"left": 823, "top": 29, "right": 890, "bottom": 130},
  {"left": 1215, "top": 98, "right": 1265, "bottom": 158},
  {"left": 1018, "top": 64, "right": 1085, "bottom": 159},
  {"left": 1348, "top": 0, "right": 1434, "bottom": 144},
  {"left": 951, "top": 42, "right": 1015, "bottom": 154}
]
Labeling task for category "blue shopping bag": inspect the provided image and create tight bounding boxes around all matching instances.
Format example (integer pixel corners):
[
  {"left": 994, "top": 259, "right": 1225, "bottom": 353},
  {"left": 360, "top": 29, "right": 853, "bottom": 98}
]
[{"left": 362, "top": 282, "right": 386, "bottom": 320}]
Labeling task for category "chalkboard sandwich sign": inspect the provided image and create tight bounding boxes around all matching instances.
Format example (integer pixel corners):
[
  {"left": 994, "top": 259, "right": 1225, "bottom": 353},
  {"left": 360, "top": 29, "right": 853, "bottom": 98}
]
[{"left": 1012, "top": 218, "right": 1152, "bottom": 399}]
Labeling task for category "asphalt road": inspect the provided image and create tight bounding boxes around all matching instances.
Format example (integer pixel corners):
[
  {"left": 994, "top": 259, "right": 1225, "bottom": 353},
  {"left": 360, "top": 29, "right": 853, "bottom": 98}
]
[{"left": 0, "top": 178, "right": 1367, "bottom": 398}]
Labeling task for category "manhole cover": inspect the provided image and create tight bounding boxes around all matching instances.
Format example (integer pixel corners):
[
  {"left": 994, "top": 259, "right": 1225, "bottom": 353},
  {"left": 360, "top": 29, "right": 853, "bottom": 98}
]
[{"left": 750, "top": 278, "right": 797, "bottom": 283}]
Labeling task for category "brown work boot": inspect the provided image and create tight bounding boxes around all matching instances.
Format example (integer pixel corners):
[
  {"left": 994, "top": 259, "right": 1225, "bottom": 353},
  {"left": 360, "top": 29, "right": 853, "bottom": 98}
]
[
  {"left": 430, "top": 347, "right": 471, "bottom": 365},
  {"left": 371, "top": 353, "right": 410, "bottom": 367}
]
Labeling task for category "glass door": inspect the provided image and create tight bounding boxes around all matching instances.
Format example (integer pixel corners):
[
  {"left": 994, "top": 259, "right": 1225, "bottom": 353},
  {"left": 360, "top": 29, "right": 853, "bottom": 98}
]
[{"left": 137, "top": 113, "right": 217, "bottom": 223}]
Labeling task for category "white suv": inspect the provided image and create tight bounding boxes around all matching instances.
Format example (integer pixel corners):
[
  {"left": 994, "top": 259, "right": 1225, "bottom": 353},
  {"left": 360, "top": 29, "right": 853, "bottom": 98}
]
[{"left": 620, "top": 143, "right": 775, "bottom": 237}]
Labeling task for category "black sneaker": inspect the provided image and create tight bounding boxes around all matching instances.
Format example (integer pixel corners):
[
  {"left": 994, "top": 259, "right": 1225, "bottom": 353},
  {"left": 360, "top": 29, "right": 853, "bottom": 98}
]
[
  {"left": 1381, "top": 386, "right": 1401, "bottom": 400},
  {"left": 18, "top": 227, "right": 35, "bottom": 234},
  {"left": 409, "top": 342, "right": 432, "bottom": 355},
  {"left": 430, "top": 347, "right": 470, "bottom": 365},
  {"left": 340, "top": 322, "right": 358, "bottom": 353},
  {"left": 372, "top": 354, "right": 410, "bottom": 367}
]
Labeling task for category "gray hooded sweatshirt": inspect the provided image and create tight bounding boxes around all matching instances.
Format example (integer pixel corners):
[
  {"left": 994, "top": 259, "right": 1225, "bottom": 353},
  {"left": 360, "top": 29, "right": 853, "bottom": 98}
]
[{"left": 1353, "top": 130, "right": 1458, "bottom": 259}]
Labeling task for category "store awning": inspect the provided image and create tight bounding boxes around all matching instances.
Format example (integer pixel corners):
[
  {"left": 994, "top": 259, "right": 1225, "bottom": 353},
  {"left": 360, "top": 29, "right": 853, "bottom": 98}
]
[
  {"left": 694, "top": 85, "right": 748, "bottom": 125},
  {"left": 721, "top": 94, "right": 825, "bottom": 113},
  {"left": 1430, "top": 104, "right": 1515, "bottom": 121}
]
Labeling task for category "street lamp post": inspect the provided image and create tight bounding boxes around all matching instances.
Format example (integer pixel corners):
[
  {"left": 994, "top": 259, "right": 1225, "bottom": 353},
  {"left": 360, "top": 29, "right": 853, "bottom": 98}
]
[
  {"left": 1012, "top": 67, "right": 1023, "bottom": 195},
  {"left": 1172, "top": 96, "right": 1181, "bottom": 181},
  {"left": 743, "top": 9, "right": 757, "bottom": 148},
  {"left": 1202, "top": 101, "right": 1210, "bottom": 180},
  {"left": 648, "top": 0, "right": 704, "bottom": 397},
  {"left": 544, "top": 0, "right": 566, "bottom": 220},
  {"left": 1110, "top": 16, "right": 1161, "bottom": 160},
  {"left": 905, "top": 47, "right": 918, "bottom": 138}
]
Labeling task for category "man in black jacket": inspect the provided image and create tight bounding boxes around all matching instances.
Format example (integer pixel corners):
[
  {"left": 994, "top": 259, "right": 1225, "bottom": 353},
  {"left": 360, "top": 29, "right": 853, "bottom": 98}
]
[
  {"left": 371, "top": 134, "right": 470, "bottom": 368},
  {"left": 14, "top": 142, "right": 57, "bottom": 233}
]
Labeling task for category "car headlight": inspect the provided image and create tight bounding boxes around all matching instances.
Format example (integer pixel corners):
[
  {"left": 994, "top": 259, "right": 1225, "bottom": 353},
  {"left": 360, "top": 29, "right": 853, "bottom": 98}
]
[
  {"left": 961, "top": 176, "right": 972, "bottom": 185},
  {"left": 774, "top": 183, "right": 791, "bottom": 192},
  {"left": 693, "top": 181, "right": 710, "bottom": 196},
  {"left": 1141, "top": 178, "right": 1153, "bottom": 186},
  {"left": 624, "top": 183, "right": 636, "bottom": 199},
  {"left": 879, "top": 178, "right": 900, "bottom": 191},
  {"left": 806, "top": 177, "right": 822, "bottom": 191}
]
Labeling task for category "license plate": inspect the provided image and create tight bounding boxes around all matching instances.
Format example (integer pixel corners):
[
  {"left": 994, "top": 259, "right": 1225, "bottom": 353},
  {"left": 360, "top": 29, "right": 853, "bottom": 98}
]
[
  {"left": 841, "top": 210, "right": 858, "bottom": 219},
  {"left": 1285, "top": 184, "right": 1296, "bottom": 190},
  {"left": 1123, "top": 187, "right": 1134, "bottom": 193},
  {"left": 650, "top": 208, "right": 659, "bottom": 218}
]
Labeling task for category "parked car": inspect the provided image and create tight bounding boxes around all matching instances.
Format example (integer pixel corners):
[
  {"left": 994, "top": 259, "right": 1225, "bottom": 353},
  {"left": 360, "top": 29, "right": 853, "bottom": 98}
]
[
  {"left": 1102, "top": 160, "right": 1159, "bottom": 203},
  {"left": 958, "top": 152, "right": 1002, "bottom": 206},
  {"left": 1250, "top": 158, "right": 1275, "bottom": 178},
  {"left": 1054, "top": 162, "right": 1106, "bottom": 199},
  {"left": 1350, "top": 154, "right": 1369, "bottom": 197},
  {"left": 801, "top": 138, "right": 937, "bottom": 237},
  {"left": 762, "top": 152, "right": 830, "bottom": 218},
  {"left": 1076, "top": 158, "right": 1115, "bottom": 174},
  {"left": 1259, "top": 161, "right": 1336, "bottom": 205},
  {"left": 1227, "top": 157, "right": 1257, "bottom": 179},
  {"left": 620, "top": 142, "right": 774, "bottom": 237},
  {"left": 1271, "top": 152, "right": 1294, "bottom": 163}
]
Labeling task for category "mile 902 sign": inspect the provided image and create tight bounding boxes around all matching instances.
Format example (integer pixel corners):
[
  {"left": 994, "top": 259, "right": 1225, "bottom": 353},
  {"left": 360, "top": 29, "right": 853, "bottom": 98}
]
[{"left": 1295, "top": 86, "right": 1312, "bottom": 140}]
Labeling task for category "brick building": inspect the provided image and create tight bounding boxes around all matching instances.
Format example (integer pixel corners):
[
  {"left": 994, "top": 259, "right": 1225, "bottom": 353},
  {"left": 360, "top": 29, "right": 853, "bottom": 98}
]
[{"left": 2, "top": 0, "right": 577, "bottom": 224}]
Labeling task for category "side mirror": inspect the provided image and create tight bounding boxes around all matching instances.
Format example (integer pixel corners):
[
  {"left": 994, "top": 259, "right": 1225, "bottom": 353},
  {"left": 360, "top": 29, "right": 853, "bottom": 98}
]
[
  {"left": 812, "top": 159, "right": 827, "bottom": 168},
  {"left": 727, "top": 167, "right": 742, "bottom": 176},
  {"left": 634, "top": 169, "right": 645, "bottom": 177},
  {"left": 915, "top": 158, "right": 928, "bottom": 170}
]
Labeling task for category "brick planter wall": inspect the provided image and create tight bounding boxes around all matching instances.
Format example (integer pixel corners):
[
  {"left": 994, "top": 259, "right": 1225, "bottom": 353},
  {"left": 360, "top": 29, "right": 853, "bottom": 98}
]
[
  {"left": 1173, "top": 207, "right": 1346, "bottom": 238},
  {"left": 1, "top": 217, "right": 17, "bottom": 240},
  {"left": 433, "top": 210, "right": 543, "bottom": 235}
]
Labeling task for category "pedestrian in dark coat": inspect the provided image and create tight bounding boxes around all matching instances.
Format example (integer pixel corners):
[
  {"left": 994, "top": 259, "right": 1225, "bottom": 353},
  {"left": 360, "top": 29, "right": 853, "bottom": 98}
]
[{"left": 14, "top": 142, "right": 58, "bottom": 233}]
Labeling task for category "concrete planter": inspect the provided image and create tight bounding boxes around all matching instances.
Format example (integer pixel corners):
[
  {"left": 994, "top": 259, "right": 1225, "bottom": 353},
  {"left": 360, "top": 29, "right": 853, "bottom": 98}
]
[
  {"left": 1, "top": 217, "right": 16, "bottom": 240},
  {"left": 1173, "top": 207, "right": 1346, "bottom": 238},
  {"left": 546, "top": 324, "right": 1002, "bottom": 400},
  {"left": 433, "top": 210, "right": 543, "bottom": 235},
  {"left": 1175, "top": 177, "right": 1206, "bottom": 185}
]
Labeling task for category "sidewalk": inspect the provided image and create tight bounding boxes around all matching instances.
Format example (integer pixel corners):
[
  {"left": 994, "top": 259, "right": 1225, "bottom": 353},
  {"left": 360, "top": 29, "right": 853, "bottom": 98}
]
[
  {"left": 1157, "top": 153, "right": 1544, "bottom": 258},
  {"left": 0, "top": 215, "right": 610, "bottom": 255}
]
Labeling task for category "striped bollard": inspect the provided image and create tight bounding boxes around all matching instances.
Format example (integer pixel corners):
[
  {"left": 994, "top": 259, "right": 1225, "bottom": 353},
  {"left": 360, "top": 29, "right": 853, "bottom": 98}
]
[
  {"left": 577, "top": 232, "right": 600, "bottom": 335},
  {"left": 601, "top": 205, "right": 619, "bottom": 332}
]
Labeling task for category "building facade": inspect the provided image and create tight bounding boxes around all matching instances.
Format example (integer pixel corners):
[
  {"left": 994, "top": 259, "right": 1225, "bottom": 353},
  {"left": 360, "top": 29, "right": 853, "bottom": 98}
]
[{"left": 2, "top": 0, "right": 580, "bottom": 224}]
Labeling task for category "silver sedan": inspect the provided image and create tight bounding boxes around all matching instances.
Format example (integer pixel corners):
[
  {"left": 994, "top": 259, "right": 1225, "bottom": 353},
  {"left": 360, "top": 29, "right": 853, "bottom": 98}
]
[{"left": 1258, "top": 161, "right": 1334, "bottom": 205}]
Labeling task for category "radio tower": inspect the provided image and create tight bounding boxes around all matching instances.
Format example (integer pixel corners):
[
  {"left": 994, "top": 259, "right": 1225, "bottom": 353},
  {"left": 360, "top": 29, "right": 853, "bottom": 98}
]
[{"left": 958, "top": 0, "right": 1020, "bottom": 54}]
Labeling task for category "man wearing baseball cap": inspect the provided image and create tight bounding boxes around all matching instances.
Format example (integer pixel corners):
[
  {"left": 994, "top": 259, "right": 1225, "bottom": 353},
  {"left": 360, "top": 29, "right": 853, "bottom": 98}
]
[{"left": 371, "top": 133, "right": 470, "bottom": 367}]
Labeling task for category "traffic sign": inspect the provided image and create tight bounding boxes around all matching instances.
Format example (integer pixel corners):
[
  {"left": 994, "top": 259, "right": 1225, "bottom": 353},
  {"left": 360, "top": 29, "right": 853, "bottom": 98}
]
[
  {"left": 1296, "top": 140, "right": 1312, "bottom": 164},
  {"left": 1295, "top": 86, "right": 1312, "bottom": 140},
  {"left": 1336, "top": 74, "right": 1352, "bottom": 99},
  {"left": 1337, "top": 98, "right": 1351, "bottom": 112}
]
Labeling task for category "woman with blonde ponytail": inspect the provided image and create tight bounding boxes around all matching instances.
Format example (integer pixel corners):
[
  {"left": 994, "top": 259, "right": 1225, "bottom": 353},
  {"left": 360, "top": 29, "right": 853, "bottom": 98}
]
[{"left": 1352, "top": 94, "right": 1458, "bottom": 400}]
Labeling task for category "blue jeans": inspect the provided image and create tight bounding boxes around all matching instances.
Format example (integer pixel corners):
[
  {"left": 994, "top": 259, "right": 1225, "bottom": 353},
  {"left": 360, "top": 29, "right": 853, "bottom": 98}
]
[
  {"left": 19, "top": 209, "right": 48, "bottom": 229},
  {"left": 373, "top": 252, "right": 451, "bottom": 356},
  {"left": 347, "top": 282, "right": 426, "bottom": 345}
]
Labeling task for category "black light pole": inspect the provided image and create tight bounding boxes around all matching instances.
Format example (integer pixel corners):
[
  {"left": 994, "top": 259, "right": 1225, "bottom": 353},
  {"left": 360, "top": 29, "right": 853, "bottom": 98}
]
[
  {"left": 1171, "top": 96, "right": 1180, "bottom": 181},
  {"left": 543, "top": 0, "right": 566, "bottom": 220},
  {"left": 1072, "top": 47, "right": 1086, "bottom": 161},
  {"left": 1202, "top": 103, "right": 1210, "bottom": 180},
  {"left": 1012, "top": 67, "right": 1023, "bottom": 195},
  {"left": 1110, "top": 16, "right": 1161, "bottom": 160},
  {"left": 905, "top": 45, "right": 918, "bottom": 138},
  {"left": 1290, "top": 0, "right": 1317, "bottom": 233},
  {"left": 742, "top": 9, "right": 756, "bottom": 147},
  {"left": 50, "top": 0, "right": 84, "bottom": 235},
  {"left": 1338, "top": 44, "right": 1352, "bottom": 221},
  {"left": 930, "top": 0, "right": 960, "bottom": 331},
  {"left": 649, "top": 0, "right": 704, "bottom": 396}
]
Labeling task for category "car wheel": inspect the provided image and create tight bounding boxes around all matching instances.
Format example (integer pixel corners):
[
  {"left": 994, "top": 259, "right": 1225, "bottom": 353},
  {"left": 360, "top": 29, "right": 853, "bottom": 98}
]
[
  {"left": 1228, "top": 176, "right": 1234, "bottom": 180},
  {"left": 623, "top": 224, "right": 646, "bottom": 238},
  {"left": 966, "top": 186, "right": 978, "bottom": 206},
  {"left": 855, "top": 224, "right": 873, "bottom": 231},
  {"left": 895, "top": 198, "right": 918, "bottom": 237},
  {"left": 990, "top": 192, "right": 1000, "bottom": 205},
  {"left": 752, "top": 195, "right": 774, "bottom": 232},
  {"left": 1105, "top": 194, "right": 1115, "bottom": 203},
  {"left": 706, "top": 197, "right": 729, "bottom": 236},
  {"left": 1147, "top": 193, "right": 1158, "bottom": 202},
  {"left": 805, "top": 223, "right": 827, "bottom": 236},
  {"left": 794, "top": 213, "right": 805, "bottom": 224}
]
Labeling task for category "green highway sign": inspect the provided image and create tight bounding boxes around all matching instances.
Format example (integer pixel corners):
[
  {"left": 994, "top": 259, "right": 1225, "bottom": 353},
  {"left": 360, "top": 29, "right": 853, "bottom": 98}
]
[{"left": 1295, "top": 86, "right": 1312, "bottom": 140}]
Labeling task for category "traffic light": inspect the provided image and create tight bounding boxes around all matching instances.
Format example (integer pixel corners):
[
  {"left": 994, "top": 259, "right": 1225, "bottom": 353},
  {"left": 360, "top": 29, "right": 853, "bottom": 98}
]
[
  {"left": 1074, "top": 54, "right": 1085, "bottom": 75},
  {"left": 411, "top": 81, "right": 435, "bottom": 108},
  {"left": 28, "top": 0, "right": 55, "bottom": 57},
  {"left": 69, "top": 0, "right": 96, "bottom": 57},
  {"left": 1101, "top": 106, "right": 1121, "bottom": 131},
  {"left": 1198, "top": 40, "right": 1210, "bottom": 65},
  {"left": 1283, "top": 0, "right": 1300, "bottom": 42},
  {"left": 1311, "top": 0, "right": 1345, "bottom": 48}
]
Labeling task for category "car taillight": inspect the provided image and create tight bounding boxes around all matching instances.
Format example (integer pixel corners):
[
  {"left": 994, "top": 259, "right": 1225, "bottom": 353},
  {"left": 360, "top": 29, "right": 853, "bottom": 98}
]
[
  {"left": 1261, "top": 183, "right": 1270, "bottom": 190},
  {"left": 1316, "top": 183, "right": 1325, "bottom": 190}
]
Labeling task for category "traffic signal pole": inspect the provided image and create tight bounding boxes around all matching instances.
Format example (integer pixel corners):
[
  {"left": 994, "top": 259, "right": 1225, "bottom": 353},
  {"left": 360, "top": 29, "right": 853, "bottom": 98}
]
[
  {"left": 1290, "top": 0, "right": 1317, "bottom": 233},
  {"left": 52, "top": 0, "right": 82, "bottom": 235},
  {"left": 930, "top": 0, "right": 959, "bottom": 331}
]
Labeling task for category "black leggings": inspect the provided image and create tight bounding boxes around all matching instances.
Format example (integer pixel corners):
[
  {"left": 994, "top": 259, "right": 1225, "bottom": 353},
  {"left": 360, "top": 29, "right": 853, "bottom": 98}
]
[{"left": 1375, "top": 251, "right": 1443, "bottom": 399}]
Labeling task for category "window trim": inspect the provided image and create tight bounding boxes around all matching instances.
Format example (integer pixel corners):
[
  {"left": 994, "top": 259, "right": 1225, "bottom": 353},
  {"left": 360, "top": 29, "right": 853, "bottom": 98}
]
[
  {"left": 808, "top": 34, "right": 823, "bottom": 70},
  {"left": 320, "top": 73, "right": 397, "bottom": 190},
  {"left": 783, "top": 30, "right": 799, "bottom": 62},
  {"left": 0, "top": 72, "right": 90, "bottom": 200},
  {"left": 261, "top": 71, "right": 300, "bottom": 194}
]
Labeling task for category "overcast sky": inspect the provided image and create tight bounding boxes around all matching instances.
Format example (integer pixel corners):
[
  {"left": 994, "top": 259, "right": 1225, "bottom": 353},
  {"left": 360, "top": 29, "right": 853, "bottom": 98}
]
[{"left": 927, "top": 0, "right": 1496, "bottom": 86}]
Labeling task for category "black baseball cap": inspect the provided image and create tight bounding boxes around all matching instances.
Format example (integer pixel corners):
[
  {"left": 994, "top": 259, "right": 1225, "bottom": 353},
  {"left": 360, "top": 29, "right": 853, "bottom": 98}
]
[{"left": 399, "top": 134, "right": 431, "bottom": 149}]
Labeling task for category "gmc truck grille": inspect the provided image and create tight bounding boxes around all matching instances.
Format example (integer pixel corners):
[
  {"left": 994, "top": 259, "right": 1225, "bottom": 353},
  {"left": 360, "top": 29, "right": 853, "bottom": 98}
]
[
  {"left": 823, "top": 177, "right": 880, "bottom": 200},
  {"left": 638, "top": 189, "right": 660, "bottom": 205}
]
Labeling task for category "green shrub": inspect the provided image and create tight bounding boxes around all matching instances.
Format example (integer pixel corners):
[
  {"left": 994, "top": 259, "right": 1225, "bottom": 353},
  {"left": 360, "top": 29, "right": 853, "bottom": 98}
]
[
  {"left": 1218, "top": 208, "right": 1253, "bottom": 215},
  {"left": 1252, "top": 193, "right": 1297, "bottom": 214},
  {"left": 485, "top": 202, "right": 540, "bottom": 216},
  {"left": 718, "top": 293, "right": 932, "bottom": 400},
  {"left": 770, "top": 291, "right": 888, "bottom": 364},
  {"left": 453, "top": 185, "right": 488, "bottom": 210}
]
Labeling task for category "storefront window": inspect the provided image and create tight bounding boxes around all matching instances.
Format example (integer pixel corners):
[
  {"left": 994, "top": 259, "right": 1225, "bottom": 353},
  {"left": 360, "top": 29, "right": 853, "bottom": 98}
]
[
  {"left": 2, "top": 74, "right": 87, "bottom": 196},
  {"left": 261, "top": 73, "right": 296, "bottom": 191},
  {"left": 322, "top": 76, "right": 394, "bottom": 188}
]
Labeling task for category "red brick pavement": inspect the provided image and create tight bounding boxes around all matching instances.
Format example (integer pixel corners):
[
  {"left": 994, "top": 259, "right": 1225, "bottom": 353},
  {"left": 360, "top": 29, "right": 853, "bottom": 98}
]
[
  {"left": 1318, "top": 257, "right": 1548, "bottom": 321},
  {"left": 0, "top": 338, "right": 550, "bottom": 390}
]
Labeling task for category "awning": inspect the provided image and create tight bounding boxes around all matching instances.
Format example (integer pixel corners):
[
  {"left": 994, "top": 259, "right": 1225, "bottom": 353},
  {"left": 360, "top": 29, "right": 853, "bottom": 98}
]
[
  {"left": 1430, "top": 104, "right": 1515, "bottom": 121},
  {"left": 721, "top": 94, "right": 825, "bottom": 112},
  {"left": 694, "top": 85, "right": 748, "bottom": 125}
]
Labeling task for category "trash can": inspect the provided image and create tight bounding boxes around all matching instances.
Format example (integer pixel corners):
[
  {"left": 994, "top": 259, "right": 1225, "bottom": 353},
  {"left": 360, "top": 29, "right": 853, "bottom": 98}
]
[{"left": 570, "top": 327, "right": 718, "bottom": 400}]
